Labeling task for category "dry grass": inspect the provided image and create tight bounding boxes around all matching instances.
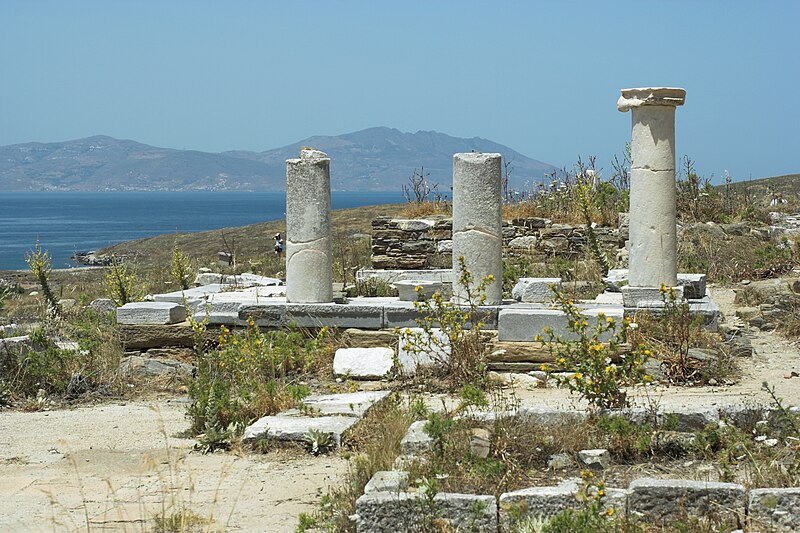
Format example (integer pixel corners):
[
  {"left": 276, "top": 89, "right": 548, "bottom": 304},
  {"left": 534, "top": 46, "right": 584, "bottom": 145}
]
[{"left": 400, "top": 200, "right": 451, "bottom": 218}]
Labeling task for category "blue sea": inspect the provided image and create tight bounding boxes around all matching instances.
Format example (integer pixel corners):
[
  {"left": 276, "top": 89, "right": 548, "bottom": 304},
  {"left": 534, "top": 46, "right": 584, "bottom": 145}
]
[{"left": 0, "top": 191, "right": 405, "bottom": 271}]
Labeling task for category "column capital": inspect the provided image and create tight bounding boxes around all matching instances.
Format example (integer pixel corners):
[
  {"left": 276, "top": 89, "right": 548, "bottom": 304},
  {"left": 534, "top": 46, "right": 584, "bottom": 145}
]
[{"left": 617, "top": 87, "right": 686, "bottom": 112}]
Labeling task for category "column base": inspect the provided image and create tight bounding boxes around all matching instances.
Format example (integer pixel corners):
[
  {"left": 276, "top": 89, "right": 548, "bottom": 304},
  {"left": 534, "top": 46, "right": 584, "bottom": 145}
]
[{"left": 621, "top": 285, "right": 684, "bottom": 308}]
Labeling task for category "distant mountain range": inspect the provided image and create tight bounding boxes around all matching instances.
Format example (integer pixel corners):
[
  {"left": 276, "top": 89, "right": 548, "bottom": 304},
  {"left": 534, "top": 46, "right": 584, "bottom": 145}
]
[{"left": 0, "top": 127, "right": 556, "bottom": 192}]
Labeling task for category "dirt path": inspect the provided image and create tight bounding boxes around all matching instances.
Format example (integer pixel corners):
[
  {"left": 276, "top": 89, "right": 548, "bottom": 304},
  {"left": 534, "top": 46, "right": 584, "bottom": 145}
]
[{"left": 0, "top": 398, "right": 348, "bottom": 533}]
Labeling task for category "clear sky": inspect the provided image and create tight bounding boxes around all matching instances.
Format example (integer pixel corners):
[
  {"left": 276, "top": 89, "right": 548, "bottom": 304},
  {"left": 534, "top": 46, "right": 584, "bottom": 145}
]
[{"left": 1, "top": 0, "right": 797, "bottom": 182}]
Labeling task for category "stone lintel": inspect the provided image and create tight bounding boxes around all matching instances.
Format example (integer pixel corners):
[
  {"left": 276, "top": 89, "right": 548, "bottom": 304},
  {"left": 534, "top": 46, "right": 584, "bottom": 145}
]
[{"left": 618, "top": 87, "right": 686, "bottom": 112}]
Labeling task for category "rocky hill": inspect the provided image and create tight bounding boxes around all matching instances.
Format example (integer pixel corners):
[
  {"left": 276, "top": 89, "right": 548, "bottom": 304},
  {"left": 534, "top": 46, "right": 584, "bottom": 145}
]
[{"left": 0, "top": 128, "right": 556, "bottom": 192}]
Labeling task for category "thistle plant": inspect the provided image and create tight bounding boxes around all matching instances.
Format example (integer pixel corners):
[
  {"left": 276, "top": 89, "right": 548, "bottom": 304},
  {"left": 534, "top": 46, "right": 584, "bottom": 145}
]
[
  {"left": 170, "top": 240, "right": 194, "bottom": 291},
  {"left": 25, "top": 240, "right": 61, "bottom": 317},
  {"left": 103, "top": 253, "right": 142, "bottom": 306}
]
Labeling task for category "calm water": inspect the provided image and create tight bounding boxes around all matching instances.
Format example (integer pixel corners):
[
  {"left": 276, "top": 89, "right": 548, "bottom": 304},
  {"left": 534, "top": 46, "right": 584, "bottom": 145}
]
[{"left": 0, "top": 191, "right": 404, "bottom": 271}]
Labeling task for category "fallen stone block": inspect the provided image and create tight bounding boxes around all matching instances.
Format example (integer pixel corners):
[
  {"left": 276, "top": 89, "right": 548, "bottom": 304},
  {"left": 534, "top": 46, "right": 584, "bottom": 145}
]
[
  {"left": 748, "top": 487, "right": 800, "bottom": 532},
  {"left": 356, "top": 491, "right": 497, "bottom": 533},
  {"left": 117, "top": 302, "right": 187, "bottom": 325},
  {"left": 627, "top": 478, "right": 745, "bottom": 526},
  {"left": 118, "top": 355, "right": 195, "bottom": 378},
  {"left": 511, "top": 277, "right": 561, "bottom": 303},
  {"left": 364, "top": 471, "right": 409, "bottom": 494},
  {"left": 302, "top": 391, "right": 390, "bottom": 417},
  {"left": 577, "top": 449, "right": 611, "bottom": 470},
  {"left": 333, "top": 347, "right": 394, "bottom": 379},
  {"left": 400, "top": 420, "right": 433, "bottom": 455},
  {"left": 242, "top": 414, "right": 358, "bottom": 447}
]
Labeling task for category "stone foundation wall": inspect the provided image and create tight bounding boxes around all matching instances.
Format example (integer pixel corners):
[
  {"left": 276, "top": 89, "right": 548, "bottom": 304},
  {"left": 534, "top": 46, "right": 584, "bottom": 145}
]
[{"left": 370, "top": 216, "right": 622, "bottom": 270}]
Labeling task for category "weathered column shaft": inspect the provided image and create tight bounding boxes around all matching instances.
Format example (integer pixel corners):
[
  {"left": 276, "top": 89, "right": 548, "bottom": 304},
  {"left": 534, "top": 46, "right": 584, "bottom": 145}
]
[
  {"left": 618, "top": 88, "right": 686, "bottom": 288},
  {"left": 451, "top": 152, "right": 503, "bottom": 305},
  {"left": 285, "top": 149, "right": 333, "bottom": 303}
]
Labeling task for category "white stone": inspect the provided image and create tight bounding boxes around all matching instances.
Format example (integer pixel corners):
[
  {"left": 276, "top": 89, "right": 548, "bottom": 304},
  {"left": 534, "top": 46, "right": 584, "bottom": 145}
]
[
  {"left": 242, "top": 414, "right": 357, "bottom": 447},
  {"left": 577, "top": 448, "right": 611, "bottom": 470},
  {"left": 617, "top": 87, "right": 686, "bottom": 112},
  {"left": 364, "top": 471, "right": 409, "bottom": 494},
  {"left": 396, "top": 327, "right": 450, "bottom": 373},
  {"left": 301, "top": 391, "right": 390, "bottom": 417},
  {"left": 508, "top": 235, "right": 538, "bottom": 250},
  {"left": 116, "top": 302, "right": 187, "bottom": 325},
  {"left": 393, "top": 280, "right": 443, "bottom": 301},
  {"left": 400, "top": 420, "right": 433, "bottom": 454},
  {"left": 333, "top": 348, "right": 394, "bottom": 379},
  {"left": 452, "top": 152, "right": 503, "bottom": 305},
  {"left": 511, "top": 277, "right": 561, "bottom": 303}
]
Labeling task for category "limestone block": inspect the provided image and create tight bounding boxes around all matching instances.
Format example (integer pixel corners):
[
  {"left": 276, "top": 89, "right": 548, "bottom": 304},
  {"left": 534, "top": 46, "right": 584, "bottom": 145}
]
[
  {"left": 364, "top": 471, "right": 409, "bottom": 494},
  {"left": 395, "top": 219, "right": 435, "bottom": 231},
  {"left": 622, "top": 285, "right": 684, "bottom": 308},
  {"left": 89, "top": 298, "right": 117, "bottom": 313},
  {"left": 628, "top": 168, "right": 678, "bottom": 287},
  {"left": 238, "top": 303, "right": 286, "bottom": 327},
  {"left": 577, "top": 449, "right": 611, "bottom": 470},
  {"left": 678, "top": 273, "right": 707, "bottom": 299},
  {"left": 437, "top": 240, "right": 452, "bottom": 253},
  {"left": 333, "top": 348, "right": 394, "bottom": 379},
  {"left": 242, "top": 414, "right": 358, "bottom": 447},
  {"left": 286, "top": 303, "right": 383, "bottom": 329},
  {"left": 118, "top": 355, "right": 195, "bottom": 379},
  {"left": 498, "top": 307, "right": 623, "bottom": 342},
  {"left": 451, "top": 229, "right": 503, "bottom": 305},
  {"left": 396, "top": 327, "right": 450, "bottom": 373},
  {"left": 748, "top": 488, "right": 800, "bottom": 531},
  {"left": 511, "top": 278, "right": 561, "bottom": 303},
  {"left": 118, "top": 323, "right": 196, "bottom": 349},
  {"left": 518, "top": 407, "right": 589, "bottom": 426},
  {"left": 452, "top": 152, "right": 503, "bottom": 237},
  {"left": 302, "top": 391, "right": 390, "bottom": 417},
  {"left": 400, "top": 420, "right": 433, "bottom": 455},
  {"left": 393, "top": 280, "right": 443, "bottom": 301},
  {"left": 499, "top": 479, "right": 626, "bottom": 529},
  {"left": 356, "top": 492, "right": 497, "bottom": 533},
  {"left": 508, "top": 235, "right": 538, "bottom": 250},
  {"left": 356, "top": 269, "right": 453, "bottom": 284},
  {"left": 117, "top": 302, "right": 187, "bottom": 325},
  {"left": 627, "top": 478, "right": 745, "bottom": 525}
]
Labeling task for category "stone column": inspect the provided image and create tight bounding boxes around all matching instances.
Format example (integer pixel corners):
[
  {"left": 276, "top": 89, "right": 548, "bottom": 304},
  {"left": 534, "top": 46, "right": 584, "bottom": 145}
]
[
  {"left": 618, "top": 87, "right": 686, "bottom": 294},
  {"left": 285, "top": 149, "right": 333, "bottom": 303},
  {"left": 451, "top": 152, "right": 503, "bottom": 305}
]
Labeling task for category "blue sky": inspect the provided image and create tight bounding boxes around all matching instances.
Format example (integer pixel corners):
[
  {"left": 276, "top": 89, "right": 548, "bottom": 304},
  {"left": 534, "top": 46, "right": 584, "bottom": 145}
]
[{"left": 1, "top": 0, "right": 797, "bottom": 182}]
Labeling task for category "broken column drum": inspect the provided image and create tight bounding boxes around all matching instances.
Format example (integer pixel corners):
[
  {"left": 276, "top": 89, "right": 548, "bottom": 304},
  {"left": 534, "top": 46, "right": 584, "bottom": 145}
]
[
  {"left": 451, "top": 152, "right": 503, "bottom": 305},
  {"left": 618, "top": 87, "right": 686, "bottom": 288},
  {"left": 285, "top": 149, "right": 333, "bottom": 303}
]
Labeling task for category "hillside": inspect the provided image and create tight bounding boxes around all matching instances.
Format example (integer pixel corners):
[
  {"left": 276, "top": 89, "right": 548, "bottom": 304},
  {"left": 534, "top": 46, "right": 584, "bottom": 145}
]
[
  {"left": 0, "top": 128, "right": 556, "bottom": 192},
  {"left": 723, "top": 173, "right": 800, "bottom": 198}
]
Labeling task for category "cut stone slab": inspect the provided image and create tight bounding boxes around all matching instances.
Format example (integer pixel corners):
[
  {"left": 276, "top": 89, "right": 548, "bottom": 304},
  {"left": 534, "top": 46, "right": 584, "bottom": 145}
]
[
  {"left": 333, "top": 347, "right": 394, "bottom": 379},
  {"left": 400, "top": 420, "right": 433, "bottom": 455},
  {"left": 116, "top": 302, "right": 187, "bottom": 325},
  {"left": 498, "top": 306, "right": 623, "bottom": 342},
  {"left": 396, "top": 327, "right": 450, "bottom": 373},
  {"left": 363, "top": 471, "right": 409, "bottom": 494},
  {"left": 286, "top": 303, "right": 383, "bottom": 329},
  {"left": 194, "top": 272, "right": 281, "bottom": 287},
  {"left": 511, "top": 278, "right": 561, "bottom": 303},
  {"left": 622, "top": 285, "right": 684, "bottom": 308},
  {"left": 356, "top": 268, "right": 453, "bottom": 284},
  {"left": 748, "top": 487, "right": 800, "bottom": 532},
  {"left": 118, "top": 355, "right": 195, "bottom": 379},
  {"left": 301, "top": 391, "right": 390, "bottom": 417},
  {"left": 356, "top": 492, "right": 497, "bottom": 533},
  {"left": 393, "top": 280, "right": 443, "bottom": 301},
  {"left": 627, "top": 478, "right": 745, "bottom": 525},
  {"left": 242, "top": 414, "right": 358, "bottom": 447}
]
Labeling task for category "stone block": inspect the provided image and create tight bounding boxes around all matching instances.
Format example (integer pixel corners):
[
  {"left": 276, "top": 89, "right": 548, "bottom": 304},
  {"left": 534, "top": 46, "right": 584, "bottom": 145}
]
[
  {"left": 118, "top": 355, "right": 195, "bottom": 379},
  {"left": 627, "top": 478, "right": 745, "bottom": 525},
  {"left": 364, "top": 471, "right": 409, "bottom": 494},
  {"left": 397, "top": 327, "right": 450, "bottom": 373},
  {"left": 498, "top": 307, "right": 622, "bottom": 342},
  {"left": 400, "top": 420, "right": 433, "bottom": 455},
  {"left": 577, "top": 448, "right": 611, "bottom": 470},
  {"left": 238, "top": 303, "right": 286, "bottom": 327},
  {"left": 518, "top": 407, "right": 589, "bottom": 426},
  {"left": 333, "top": 348, "right": 394, "bottom": 379},
  {"left": 116, "top": 302, "right": 187, "bottom": 325},
  {"left": 393, "top": 280, "right": 443, "bottom": 302},
  {"left": 356, "top": 269, "right": 453, "bottom": 284},
  {"left": 242, "top": 414, "right": 358, "bottom": 447},
  {"left": 508, "top": 235, "right": 538, "bottom": 250},
  {"left": 89, "top": 298, "right": 117, "bottom": 313},
  {"left": 356, "top": 491, "right": 496, "bottom": 533},
  {"left": 302, "top": 391, "right": 390, "bottom": 417},
  {"left": 499, "top": 479, "right": 626, "bottom": 529},
  {"left": 678, "top": 273, "right": 707, "bottom": 299},
  {"left": 748, "top": 487, "right": 800, "bottom": 532},
  {"left": 622, "top": 285, "right": 684, "bottom": 308},
  {"left": 286, "top": 303, "right": 383, "bottom": 329},
  {"left": 511, "top": 277, "right": 561, "bottom": 303}
]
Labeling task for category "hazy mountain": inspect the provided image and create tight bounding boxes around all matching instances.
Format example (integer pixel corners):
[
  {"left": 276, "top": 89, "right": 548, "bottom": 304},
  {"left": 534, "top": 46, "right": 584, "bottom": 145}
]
[{"left": 0, "top": 128, "right": 556, "bottom": 192}]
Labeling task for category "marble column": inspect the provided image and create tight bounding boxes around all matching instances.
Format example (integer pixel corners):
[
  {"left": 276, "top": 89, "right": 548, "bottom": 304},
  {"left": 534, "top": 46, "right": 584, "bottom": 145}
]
[
  {"left": 285, "top": 149, "right": 333, "bottom": 303},
  {"left": 451, "top": 152, "right": 503, "bottom": 305},
  {"left": 618, "top": 87, "right": 686, "bottom": 292}
]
